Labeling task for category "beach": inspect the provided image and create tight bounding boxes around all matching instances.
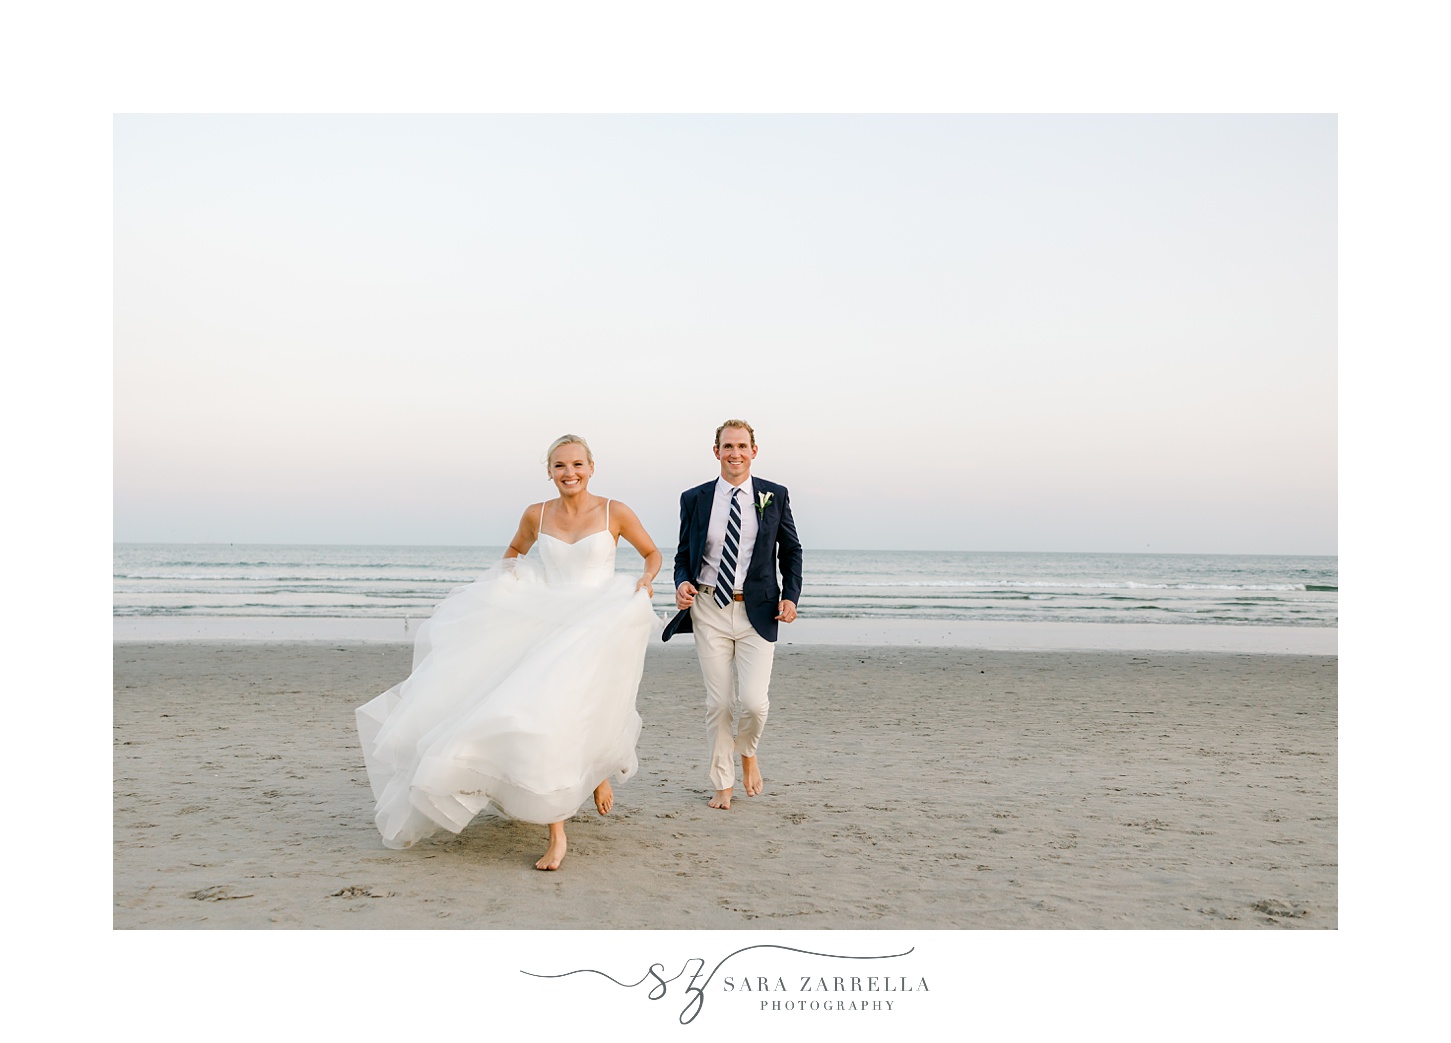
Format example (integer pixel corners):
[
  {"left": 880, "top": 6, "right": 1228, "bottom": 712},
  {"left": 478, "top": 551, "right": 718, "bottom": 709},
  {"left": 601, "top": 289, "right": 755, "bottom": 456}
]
[
  {"left": 102, "top": 105, "right": 1348, "bottom": 1033},
  {"left": 113, "top": 631, "right": 1336, "bottom": 929}
]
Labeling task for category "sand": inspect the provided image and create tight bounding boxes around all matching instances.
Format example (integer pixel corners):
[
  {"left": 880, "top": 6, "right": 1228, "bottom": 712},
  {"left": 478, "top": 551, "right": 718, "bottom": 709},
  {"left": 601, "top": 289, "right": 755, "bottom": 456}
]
[{"left": 112, "top": 637, "right": 1336, "bottom": 929}]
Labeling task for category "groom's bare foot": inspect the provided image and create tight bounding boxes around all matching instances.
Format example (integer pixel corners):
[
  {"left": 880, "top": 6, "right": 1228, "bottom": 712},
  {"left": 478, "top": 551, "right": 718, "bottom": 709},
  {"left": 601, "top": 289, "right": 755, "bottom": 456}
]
[
  {"left": 535, "top": 825, "right": 567, "bottom": 870},
  {"left": 593, "top": 779, "right": 614, "bottom": 815},
  {"left": 742, "top": 755, "right": 763, "bottom": 797},
  {"left": 708, "top": 788, "right": 733, "bottom": 810}
]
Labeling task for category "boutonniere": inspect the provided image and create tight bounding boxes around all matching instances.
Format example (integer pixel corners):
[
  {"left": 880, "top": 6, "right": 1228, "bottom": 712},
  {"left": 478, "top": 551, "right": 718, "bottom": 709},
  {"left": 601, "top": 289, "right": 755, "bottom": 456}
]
[{"left": 755, "top": 490, "right": 773, "bottom": 517}]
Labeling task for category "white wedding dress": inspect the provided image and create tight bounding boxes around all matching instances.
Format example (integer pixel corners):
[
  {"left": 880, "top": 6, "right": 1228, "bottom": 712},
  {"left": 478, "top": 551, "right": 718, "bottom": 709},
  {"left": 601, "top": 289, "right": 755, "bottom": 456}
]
[{"left": 356, "top": 505, "right": 657, "bottom": 849}]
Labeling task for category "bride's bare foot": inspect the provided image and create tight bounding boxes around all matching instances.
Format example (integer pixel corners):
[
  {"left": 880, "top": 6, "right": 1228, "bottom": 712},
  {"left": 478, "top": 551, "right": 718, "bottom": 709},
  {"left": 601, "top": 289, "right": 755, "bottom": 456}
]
[
  {"left": 708, "top": 788, "right": 733, "bottom": 810},
  {"left": 535, "top": 823, "right": 567, "bottom": 870},
  {"left": 742, "top": 755, "right": 763, "bottom": 797},
  {"left": 593, "top": 779, "right": 614, "bottom": 815}
]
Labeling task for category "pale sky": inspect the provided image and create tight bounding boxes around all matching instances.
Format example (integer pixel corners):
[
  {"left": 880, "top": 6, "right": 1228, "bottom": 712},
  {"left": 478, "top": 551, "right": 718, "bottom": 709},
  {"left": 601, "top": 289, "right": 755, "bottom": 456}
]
[{"left": 114, "top": 114, "right": 1336, "bottom": 553}]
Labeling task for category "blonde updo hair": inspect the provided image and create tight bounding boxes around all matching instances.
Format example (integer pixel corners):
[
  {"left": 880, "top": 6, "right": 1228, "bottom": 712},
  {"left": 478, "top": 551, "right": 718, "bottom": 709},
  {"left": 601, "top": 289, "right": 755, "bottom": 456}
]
[{"left": 545, "top": 433, "right": 594, "bottom": 471}]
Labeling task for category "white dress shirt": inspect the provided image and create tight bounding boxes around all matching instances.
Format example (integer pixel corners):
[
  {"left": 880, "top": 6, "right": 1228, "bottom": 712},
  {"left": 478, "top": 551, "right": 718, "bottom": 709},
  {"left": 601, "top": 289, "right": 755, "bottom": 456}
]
[{"left": 697, "top": 476, "right": 758, "bottom": 591}]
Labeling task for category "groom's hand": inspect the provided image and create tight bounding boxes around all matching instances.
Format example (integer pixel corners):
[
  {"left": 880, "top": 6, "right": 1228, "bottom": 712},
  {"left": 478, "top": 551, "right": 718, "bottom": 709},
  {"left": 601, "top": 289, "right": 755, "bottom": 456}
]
[
  {"left": 676, "top": 582, "right": 698, "bottom": 611},
  {"left": 776, "top": 600, "right": 797, "bottom": 623}
]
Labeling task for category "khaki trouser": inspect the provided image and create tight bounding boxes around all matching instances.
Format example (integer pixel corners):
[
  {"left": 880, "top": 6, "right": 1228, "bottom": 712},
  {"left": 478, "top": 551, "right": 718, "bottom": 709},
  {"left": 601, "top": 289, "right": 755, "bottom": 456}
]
[{"left": 690, "top": 595, "right": 775, "bottom": 791}]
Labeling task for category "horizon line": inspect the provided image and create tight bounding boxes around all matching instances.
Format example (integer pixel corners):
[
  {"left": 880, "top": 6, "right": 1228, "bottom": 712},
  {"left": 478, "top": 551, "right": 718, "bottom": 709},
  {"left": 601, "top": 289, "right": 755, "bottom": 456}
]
[{"left": 111, "top": 540, "right": 1338, "bottom": 558}]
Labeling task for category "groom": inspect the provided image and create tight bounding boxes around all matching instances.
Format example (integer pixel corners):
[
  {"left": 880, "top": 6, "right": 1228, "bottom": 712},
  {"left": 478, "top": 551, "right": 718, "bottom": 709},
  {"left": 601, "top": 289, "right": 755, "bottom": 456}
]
[{"left": 663, "top": 419, "right": 803, "bottom": 810}]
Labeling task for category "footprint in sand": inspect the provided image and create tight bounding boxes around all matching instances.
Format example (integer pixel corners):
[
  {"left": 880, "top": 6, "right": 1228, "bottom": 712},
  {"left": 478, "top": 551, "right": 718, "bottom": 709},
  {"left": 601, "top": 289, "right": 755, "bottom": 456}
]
[
  {"left": 1252, "top": 899, "right": 1308, "bottom": 919},
  {"left": 190, "top": 885, "right": 255, "bottom": 901}
]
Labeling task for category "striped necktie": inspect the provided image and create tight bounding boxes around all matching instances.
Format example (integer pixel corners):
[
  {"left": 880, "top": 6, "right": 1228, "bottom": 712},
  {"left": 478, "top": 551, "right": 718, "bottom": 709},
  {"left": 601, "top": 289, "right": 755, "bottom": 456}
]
[{"left": 715, "top": 487, "right": 742, "bottom": 607}]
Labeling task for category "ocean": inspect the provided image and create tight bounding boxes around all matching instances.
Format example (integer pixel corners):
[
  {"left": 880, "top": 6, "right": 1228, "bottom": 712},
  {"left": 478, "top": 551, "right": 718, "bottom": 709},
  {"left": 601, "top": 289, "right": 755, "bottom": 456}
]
[{"left": 113, "top": 544, "right": 1337, "bottom": 629}]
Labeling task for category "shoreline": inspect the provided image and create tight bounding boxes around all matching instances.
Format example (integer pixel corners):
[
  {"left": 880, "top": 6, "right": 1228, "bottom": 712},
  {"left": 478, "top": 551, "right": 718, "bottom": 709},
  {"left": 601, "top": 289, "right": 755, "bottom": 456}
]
[{"left": 113, "top": 615, "right": 1336, "bottom": 655}]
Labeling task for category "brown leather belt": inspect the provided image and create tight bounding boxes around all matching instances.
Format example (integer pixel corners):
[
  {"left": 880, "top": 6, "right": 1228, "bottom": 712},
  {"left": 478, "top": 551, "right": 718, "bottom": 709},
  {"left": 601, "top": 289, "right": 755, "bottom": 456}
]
[{"left": 697, "top": 585, "right": 745, "bottom": 602}]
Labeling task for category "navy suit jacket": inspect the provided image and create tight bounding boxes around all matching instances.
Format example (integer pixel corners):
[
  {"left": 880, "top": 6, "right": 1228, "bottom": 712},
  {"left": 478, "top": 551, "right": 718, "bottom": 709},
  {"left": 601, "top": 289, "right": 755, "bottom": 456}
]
[{"left": 662, "top": 476, "right": 803, "bottom": 643}]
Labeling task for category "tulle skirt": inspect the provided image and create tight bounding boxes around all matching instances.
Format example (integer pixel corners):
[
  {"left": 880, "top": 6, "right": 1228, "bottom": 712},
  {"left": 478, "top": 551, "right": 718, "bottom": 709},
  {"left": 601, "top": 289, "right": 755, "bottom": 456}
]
[{"left": 356, "top": 556, "right": 658, "bottom": 849}]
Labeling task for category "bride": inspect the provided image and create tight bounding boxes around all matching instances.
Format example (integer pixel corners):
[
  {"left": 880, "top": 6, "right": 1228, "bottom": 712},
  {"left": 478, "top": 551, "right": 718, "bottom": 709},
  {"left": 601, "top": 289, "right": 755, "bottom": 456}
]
[{"left": 356, "top": 434, "right": 661, "bottom": 870}]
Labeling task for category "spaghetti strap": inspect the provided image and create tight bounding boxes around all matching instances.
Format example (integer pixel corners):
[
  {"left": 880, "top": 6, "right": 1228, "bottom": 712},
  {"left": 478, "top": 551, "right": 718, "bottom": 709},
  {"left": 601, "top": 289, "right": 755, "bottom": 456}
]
[
  {"left": 538, "top": 501, "right": 546, "bottom": 533},
  {"left": 605, "top": 499, "right": 611, "bottom": 528}
]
